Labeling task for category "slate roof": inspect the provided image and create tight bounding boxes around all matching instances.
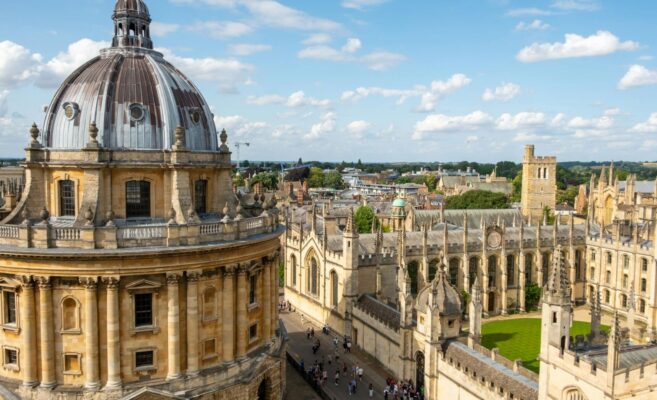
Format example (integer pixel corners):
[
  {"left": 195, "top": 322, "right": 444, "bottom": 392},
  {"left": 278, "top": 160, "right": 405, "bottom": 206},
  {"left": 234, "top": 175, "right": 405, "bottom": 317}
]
[
  {"left": 586, "top": 344, "right": 657, "bottom": 370},
  {"left": 354, "top": 294, "right": 400, "bottom": 331}
]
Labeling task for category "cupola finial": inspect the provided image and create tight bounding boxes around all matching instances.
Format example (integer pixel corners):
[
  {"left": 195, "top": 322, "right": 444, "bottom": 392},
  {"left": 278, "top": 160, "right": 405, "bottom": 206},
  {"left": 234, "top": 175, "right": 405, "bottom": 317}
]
[{"left": 112, "top": 0, "right": 153, "bottom": 50}]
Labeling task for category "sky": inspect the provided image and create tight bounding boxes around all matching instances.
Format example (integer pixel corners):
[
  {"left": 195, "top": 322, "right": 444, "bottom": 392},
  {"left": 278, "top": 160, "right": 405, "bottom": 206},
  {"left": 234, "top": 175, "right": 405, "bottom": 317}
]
[{"left": 1, "top": 0, "right": 657, "bottom": 163}]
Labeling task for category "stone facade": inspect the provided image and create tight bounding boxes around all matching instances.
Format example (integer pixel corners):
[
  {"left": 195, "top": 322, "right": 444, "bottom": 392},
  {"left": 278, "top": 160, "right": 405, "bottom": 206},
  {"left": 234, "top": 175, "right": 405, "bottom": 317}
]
[
  {"left": 521, "top": 145, "right": 557, "bottom": 221},
  {"left": 0, "top": 1, "right": 284, "bottom": 399}
]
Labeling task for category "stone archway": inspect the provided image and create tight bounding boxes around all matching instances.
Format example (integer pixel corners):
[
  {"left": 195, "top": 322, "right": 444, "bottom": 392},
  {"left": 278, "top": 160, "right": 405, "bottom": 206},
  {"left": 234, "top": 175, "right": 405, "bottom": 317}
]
[{"left": 256, "top": 378, "right": 270, "bottom": 400}]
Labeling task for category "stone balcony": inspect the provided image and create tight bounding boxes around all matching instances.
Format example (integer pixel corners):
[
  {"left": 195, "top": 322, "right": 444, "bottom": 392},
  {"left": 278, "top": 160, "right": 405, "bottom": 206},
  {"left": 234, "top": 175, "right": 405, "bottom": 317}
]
[{"left": 0, "top": 212, "right": 278, "bottom": 250}]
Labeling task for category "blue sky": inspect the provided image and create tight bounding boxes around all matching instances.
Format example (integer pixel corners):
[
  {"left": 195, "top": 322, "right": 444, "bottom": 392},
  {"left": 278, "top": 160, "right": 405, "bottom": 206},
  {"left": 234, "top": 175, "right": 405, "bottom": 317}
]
[{"left": 1, "top": 0, "right": 657, "bottom": 162}]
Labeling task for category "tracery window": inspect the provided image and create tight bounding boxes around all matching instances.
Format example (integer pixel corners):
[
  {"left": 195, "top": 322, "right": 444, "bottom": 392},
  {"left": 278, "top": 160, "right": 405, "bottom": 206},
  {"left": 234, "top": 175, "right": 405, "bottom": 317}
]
[
  {"left": 506, "top": 255, "right": 515, "bottom": 287},
  {"left": 195, "top": 179, "right": 208, "bottom": 215},
  {"left": 310, "top": 258, "right": 319, "bottom": 295},
  {"left": 330, "top": 271, "right": 338, "bottom": 307}
]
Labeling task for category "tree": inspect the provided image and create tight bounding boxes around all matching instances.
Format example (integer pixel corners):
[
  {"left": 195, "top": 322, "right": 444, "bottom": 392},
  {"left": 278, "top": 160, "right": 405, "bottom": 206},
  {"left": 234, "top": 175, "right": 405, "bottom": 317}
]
[
  {"left": 557, "top": 186, "right": 579, "bottom": 206},
  {"left": 251, "top": 171, "right": 279, "bottom": 191},
  {"left": 444, "top": 190, "right": 510, "bottom": 210},
  {"left": 324, "top": 171, "right": 345, "bottom": 190},
  {"left": 542, "top": 206, "right": 555, "bottom": 225},
  {"left": 511, "top": 171, "right": 522, "bottom": 202},
  {"left": 354, "top": 206, "right": 375, "bottom": 234},
  {"left": 307, "top": 167, "right": 325, "bottom": 188},
  {"left": 424, "top": 175, "right": 438, "bottom": 192},
  {"left": 525, "top": 284, "right": 542, "bottom": 311},
  {"left": 232, "top": 173, "right": 245, "bottom": 187}
]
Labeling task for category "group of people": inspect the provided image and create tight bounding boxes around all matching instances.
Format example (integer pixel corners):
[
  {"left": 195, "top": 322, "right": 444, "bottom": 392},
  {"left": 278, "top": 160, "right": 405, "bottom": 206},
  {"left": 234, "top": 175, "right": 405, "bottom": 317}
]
[{"left": 383, "top": 377, "right": 424, "bottom": 400}]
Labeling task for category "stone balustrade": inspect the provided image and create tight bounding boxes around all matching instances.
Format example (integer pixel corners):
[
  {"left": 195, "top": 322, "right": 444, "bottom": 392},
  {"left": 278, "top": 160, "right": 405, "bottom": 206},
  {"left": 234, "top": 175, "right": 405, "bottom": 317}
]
[{"left": 0, "top": 214, "right": 278, "bottom": 250}]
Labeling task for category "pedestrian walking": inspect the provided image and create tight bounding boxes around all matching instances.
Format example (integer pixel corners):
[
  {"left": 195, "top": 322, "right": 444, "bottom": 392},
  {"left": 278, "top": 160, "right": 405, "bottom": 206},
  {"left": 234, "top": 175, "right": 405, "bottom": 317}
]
[
  {"left": 334, "top": 370, "right": 340, "bottom": 385},
  {"left": 369, "top": 383, "right": 374, "bottom": 397}
]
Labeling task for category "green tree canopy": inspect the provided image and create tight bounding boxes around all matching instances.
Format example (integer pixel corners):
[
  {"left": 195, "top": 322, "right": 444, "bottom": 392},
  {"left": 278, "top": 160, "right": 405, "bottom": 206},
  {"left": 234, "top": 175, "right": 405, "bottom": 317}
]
[
  {"left": 307, "top": 167, "right": 325, "bottom": 188},
  {"left": 444, "top": 190, "right": 510, "bottom": 209},
  {"left": 354, "top": 206, "right": 375, "bottom": 234},
  {"left": 557, "top": 186, "right": 579, "bottom": 206},
  {"left": 324, "top": 171, "right": 346, "bottom": 190},
  {"left": 250, "top": 171, "right": 279, "bottom": 191},
  {"left": 511, "top": 171, "right": 522, "bottom": 202}
]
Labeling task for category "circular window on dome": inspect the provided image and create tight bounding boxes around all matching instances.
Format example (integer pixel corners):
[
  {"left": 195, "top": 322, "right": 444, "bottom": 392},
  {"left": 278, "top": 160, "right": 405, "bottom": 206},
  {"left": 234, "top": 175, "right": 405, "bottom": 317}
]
[
  {"left": 129, "top": 103, "right": 146, "bottom": 122},
  {"left": 191, "top": 110, "right": 201, "bottom": 125},
  {"left": 62, "top": 102, "right": 79, "bottom": 120}
]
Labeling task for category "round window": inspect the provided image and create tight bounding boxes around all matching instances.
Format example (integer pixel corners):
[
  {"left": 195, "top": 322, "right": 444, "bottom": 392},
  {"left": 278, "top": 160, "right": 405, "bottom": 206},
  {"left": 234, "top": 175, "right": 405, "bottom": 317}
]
[
  {"left": 129, "top": 104, "right": 145, "bottom": 122},
  {"left": 62, "top": 102, "right": 79, "bottom": 120},
  {"left": 191, "top": 110, "right": 201, "bottom": 125}
]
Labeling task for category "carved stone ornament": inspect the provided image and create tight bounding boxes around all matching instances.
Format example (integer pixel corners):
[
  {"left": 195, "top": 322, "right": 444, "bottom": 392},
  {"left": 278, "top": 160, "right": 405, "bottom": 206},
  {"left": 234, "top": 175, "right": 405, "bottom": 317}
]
[
  {"left": 167, "top": 208, "right": 177, "bottom": 224},
  {"left": 84, "top": 207, "right": 94, "bottom": 226},
  {"left": 79, "top": 277, "right": 98, "bottom": 289},
  {"left": 486, "top": 227, "right": 502, "bottom": 250},
  {"left": 166, "top": 273, "right": 182, "bottom": 285},
  {"left": 105, "top": 210, "right": 116, "bottom": 227},
  {"left": 102, "top": 277, "right": 120, "bottom": 290}
]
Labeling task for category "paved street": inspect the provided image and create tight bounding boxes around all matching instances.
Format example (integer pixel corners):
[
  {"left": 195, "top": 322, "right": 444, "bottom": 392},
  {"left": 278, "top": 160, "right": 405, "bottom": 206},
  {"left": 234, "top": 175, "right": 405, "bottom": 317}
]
[{"left": 281, "top": 307, "right": 390, "bottom": 399}]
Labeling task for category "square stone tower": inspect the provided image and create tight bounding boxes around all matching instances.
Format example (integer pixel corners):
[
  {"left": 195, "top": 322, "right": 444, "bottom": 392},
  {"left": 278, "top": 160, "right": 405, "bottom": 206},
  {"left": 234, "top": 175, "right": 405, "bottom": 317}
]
[{"left": 521, "top": 144, "right": 557, "bottom": 221}]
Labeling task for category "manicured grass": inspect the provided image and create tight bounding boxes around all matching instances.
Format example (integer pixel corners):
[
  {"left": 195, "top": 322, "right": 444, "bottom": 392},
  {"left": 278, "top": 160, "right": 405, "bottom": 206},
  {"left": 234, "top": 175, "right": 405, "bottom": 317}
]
[{"left": 481, "top": 318, "right": 608, "bottom": 373}]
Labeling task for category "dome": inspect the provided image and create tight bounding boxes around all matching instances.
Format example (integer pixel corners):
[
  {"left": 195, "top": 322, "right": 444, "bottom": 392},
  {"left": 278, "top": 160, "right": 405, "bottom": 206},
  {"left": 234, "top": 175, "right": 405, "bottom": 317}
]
[
  {"left": 416, "top": 267, "right": 462, "bottom": 316},
  {"left": 392, "top": 198, "right": 407, "bottom": 208},
  {"left": 41, "top": 0, "right": 218, "bottom": 151}
]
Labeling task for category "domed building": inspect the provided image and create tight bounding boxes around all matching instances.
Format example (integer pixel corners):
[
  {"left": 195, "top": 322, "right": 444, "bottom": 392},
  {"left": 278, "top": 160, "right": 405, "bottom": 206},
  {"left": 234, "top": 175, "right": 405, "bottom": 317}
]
[{"left": 0, "top": 1, "right": 284, "bottom": 399}]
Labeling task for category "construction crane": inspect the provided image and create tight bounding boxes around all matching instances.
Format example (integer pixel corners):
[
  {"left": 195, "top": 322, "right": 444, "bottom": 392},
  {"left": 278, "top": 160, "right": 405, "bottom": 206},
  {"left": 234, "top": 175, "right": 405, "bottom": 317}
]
[{"left": 233, "top": 142, "right": 250, "bottom": 172}]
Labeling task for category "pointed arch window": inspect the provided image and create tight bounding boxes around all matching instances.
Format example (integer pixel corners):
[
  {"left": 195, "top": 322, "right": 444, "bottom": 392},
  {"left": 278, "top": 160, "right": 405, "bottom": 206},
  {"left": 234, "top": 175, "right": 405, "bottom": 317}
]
[
  {"left": 525, "top": 253, "right": 533, "bottom": 284},
  {"left": 468, "top": 257, "right": 478, "bottom": 289},
  {"left": 290, "top": 255, "right": 297, "bottom": 287},
  {"left": 448, "top": 259, "right": 459, "bottom": 287},
  {"left": 330, "top": 271, "right": 338, "bottom": 307},
  {"left": 506, "top": 255, "right": 515, "bottom": 287},
  {"left": 310, "top": 258, "right": 319, "bottom": 295},
  {"left": 488, "top": 256, "right": 497, "bottom": 289}
]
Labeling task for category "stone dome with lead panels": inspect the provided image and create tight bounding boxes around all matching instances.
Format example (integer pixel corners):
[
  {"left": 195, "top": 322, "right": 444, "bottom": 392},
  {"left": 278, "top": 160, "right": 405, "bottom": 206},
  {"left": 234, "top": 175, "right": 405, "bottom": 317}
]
[{"left": 41, "top": 0, "right": 218, "bottom": 151}]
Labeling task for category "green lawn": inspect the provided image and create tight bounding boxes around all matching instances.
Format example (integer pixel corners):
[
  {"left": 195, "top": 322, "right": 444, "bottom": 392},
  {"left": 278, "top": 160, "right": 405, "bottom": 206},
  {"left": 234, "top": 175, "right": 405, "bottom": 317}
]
[{"left": 481, "top": 318, "right": 608, "bottom": 373}]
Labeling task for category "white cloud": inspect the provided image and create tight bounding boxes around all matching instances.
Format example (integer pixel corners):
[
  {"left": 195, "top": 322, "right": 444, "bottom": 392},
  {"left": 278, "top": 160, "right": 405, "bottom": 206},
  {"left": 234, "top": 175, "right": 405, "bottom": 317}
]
[
  {"left": 305, "top": 112, "right": 337, "bottom": 140},
  {"left": 604, "top": 107, "right": 622, "bottom": 116},
  {"left": 346, "top": 120, "right": 372, "bottom": 138},
  {"left": 228, "top": 43, "right": 272, "bottom": 56},
  {"left": 303, "top": 34, "right": 332, "bottom": 45},
  {"left": 507, "top": 8, "right": 554, "bottom": 17},
  {"left": 512, "top": 132, "right": 554, "bottom": 142},
  {"left": 37, "top": 38, "right": 109, "bottom": 88},
  {"left": 214, "top": 115, "right": 245, "bottom": 130},
  {"left": 0, "top": 41, "right": 43, "bottom": 89},
  {"left": 517, "top": 31, "right": 639, "bottom": 62},
  {"left": 631, "top": 113, "right": 657, "bottom": 133},
  {"left": 190, "top": 21, "right": 253, "bottom": 39},
  {"left": 638, "top": 55, "right": 654, "bottom": 61},
  {"left": 412, "top": 111, "right": 492, "bottom": 140},
  {"left": 286, "top": 91, "right": 331, "bottom": 108},
  {"left": 159, "top": 48, "right": 254, "bottom": 83},
  {"left": 242, "top": 0, "right": 341, "bottom": 32},
  {"left": 496, "top": 112, "right": 547, "bottom": 130},
  {"left": 618, "top": 65, "right": 657, "bottom": 90},
  {"left": 342, "top": 0, "right": 389, "bottom": 10},
  {"left": 342, "top": 73, "right": 470, "bottom": 112},
  {"left": 150, "top": 22, "right": 180, "bottom": 37},
  {"left": 567, "top": 115, "right": 613, "bottom": 129},
  {"left": 551, "top": 0, "right": 598, "bottom": 11},
  {"left": 360, "top": 51, "right": 405, "bottom": 71},
  {"left": 0, "top": 90, "right": 9, "bottom": 117},
  {"left": 515, "top": 20, "right": 550, "bottom": 31},
  {"left": 482, "top": 82, "right": 521, "bottom": 102},
  {"left": 298, "top": 45, "right": 347, "bottom": 61},
  {"left": 342, "top": 38, "right": 362, "bottom": 54},
  {"left": 246, "top": 94, "right": 285, "bottom": 105}
]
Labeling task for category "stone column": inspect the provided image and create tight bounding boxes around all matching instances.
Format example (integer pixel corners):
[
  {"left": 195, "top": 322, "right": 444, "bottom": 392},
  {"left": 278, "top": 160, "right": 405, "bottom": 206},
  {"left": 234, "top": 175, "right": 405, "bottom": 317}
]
[
  {"left": 537, "top": 252, "right": 544, "bottom": 287},
  {"left": 462, "top": 254, "right": 470, "bottom": 292},
  {"left": 80, "top": 277, "right": 100, "bottom": 391},
  {"left": 222, "top": 266, "right": 236, "bottom": 362},
  {"left": 236, "top": 265, "right": 248, "bottom": 358},
  {"left": 37, "top": 277, "right": 56, "bottom": 388},
  {"left": 186, "top": 271, "right": 201, "bottom": 377},
  {"left": 263, "top": 263, "right": 272, "bottom": 342},
  {"left": 166, "top": 273, "right": 182, "bottom": 380},
  {"left": 519, "top": 253, "right": 526, "bottom": 312},
  {"left": 104, "top": 277, "right": 121, "bottom": 390},
  {"left": 19, "top": 276, "right": 38, "bottom": 387},
  {"left": 272, "top": 254, "right": 279, "bottom": 338},
  {"left": 500, "top": 255, "right": 508, "bottom": 315}
]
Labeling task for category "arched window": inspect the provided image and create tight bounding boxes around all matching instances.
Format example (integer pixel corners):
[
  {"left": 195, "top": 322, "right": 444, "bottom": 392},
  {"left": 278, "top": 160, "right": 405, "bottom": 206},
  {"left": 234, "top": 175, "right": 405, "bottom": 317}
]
[
  {"left": 194, "top": 180, "right": 208, "bottom": 215},
  {"left": 621, "top": 294, "right": 627, "bottom": 308},
  {"left": 575, "top": 250, "right": 582, "bottom": 280},
  {"left": 126, "top": 180, "right": 151, "bottom": 218},
  {"left": 606, "top": 252, "right": 612, "bottom": 265},
  {"left": 488, "top": 256, "right": 497, "bottom": 289},
  {"left": 59, "top": 179, "right": 76, "bottom": 217},
  {"left": 129, "top": 23, "right": 136, "bottom": 36},
  {"left": 330, "top": 271, "right": 338, "bottom": 307},
  {"left": 506, "top": 255, "right": 515, "bottom": 287},
  {"left": 408, "top": 261, "right": 419, "bottom": 295},
  {"left": 623, "top": 255, "right": 630, "bottom": 269},
  {"left": 310, "top": 258, "right": 318, "bottom": 295},
  {"left": 537, "top": 167, "right": 541, "bottom": 178},
  {"left": 623, "top": 274, "right": 628, "bottom": 288},
  {"left": 606, "top": 270, "right": 611, "bottom": 284},
  {"left": 563, "top": 387, "right": 587, "bottom": 400},
  {"left": 525, "top": 253, "right": 533, "bottom": 284},
  {"left": 542, "top": 252, "right": 550, "bottom": 285},
  {"left": 468, "top": 257, "right": 478, "bottom": 289},
  {"left": 61, "top": 297, "right": 80, "bottom": 332},
  {"left": 640, "top": 299, "right": 646, "bottom": 314},
  {"left": 203, "top": 287, "right": 217, "bottom": 320},
  {"left": 448, "top": 259, "right": 459, "bottom": 287},
  {"left": 428, "top": 259, "right": 439, "bottom": 281},
  {"left": 604, "top": 290, "right": 610, "bottom": 303},
  {"left": 642, "top": 258, "right": 648, "bottom": 272},
  {"left": 641, "top": 278, "right": 647, "bottom": 293},
  {"left": 290, "top": 255, "right": 297, "bottom": 286}
]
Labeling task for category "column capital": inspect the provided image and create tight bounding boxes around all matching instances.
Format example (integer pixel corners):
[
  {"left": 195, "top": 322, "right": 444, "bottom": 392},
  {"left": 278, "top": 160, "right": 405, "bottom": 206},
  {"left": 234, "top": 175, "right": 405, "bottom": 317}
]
[
  {"left": 166, "top": 272, "right": 183, "bottom": 286},
  {"left": 236, "top": 263, "right": 249, "bottom": 275},
  {"left": 36, "top": 276, "right": 51, "bottom": 289},
  {"left": 102, "top": 277, "right": 120, "bottom": 290},
  {"left": 186, "top": 270, "right": 202, "bottom": 282},
  {"left": 224, "top": 264, "right": 238, "bottom": 276},
  {"left": 18, "top": 275, "right": 34, "bottom": 289},
  {"left": 79, "top": 277, "right": 98, "bottom": 289}
]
